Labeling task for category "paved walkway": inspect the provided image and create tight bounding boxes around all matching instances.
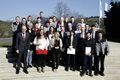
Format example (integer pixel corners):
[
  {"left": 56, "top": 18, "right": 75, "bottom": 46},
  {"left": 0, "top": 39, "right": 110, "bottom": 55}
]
[{"left": 0, "top": 38, "right": 12, "bottom": 44}]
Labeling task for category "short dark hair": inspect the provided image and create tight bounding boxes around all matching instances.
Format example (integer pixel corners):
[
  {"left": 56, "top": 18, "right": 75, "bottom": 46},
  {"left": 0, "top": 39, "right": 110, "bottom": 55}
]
[
  {"left": 28, "top": 15, "right": 31, "bottom": 18},
  {"left": 22, "top": 18, "right": 26, "bottom": 21},
  {"left": 70, "top": 16, "right": 74, "bottom": 19},
  {"left": 37, "top": 17, "right": 41, "bottom": 20},
  {"left": 45, "top": 20, "right": 50, "bottom": 24},
  {"left": 57, "top": 21, "right": 61, "bottom": 24},
  {"left": 49, "top": 17, "right": 53, "bottom": 19},
  {"left": 53, "top": 16, "right": 56, "bottom": 18},
  {"left": 15, "top": 16, "right": 20, "bottom": 19},
  {"left": 86, "top": 31, "right": 91, "bottom": 34},
  {"left": 91, "top": 24, "right": 95, "bottom": 28},
  {"left": 40, "top": 11, "right": 43, "bottom": 14}
]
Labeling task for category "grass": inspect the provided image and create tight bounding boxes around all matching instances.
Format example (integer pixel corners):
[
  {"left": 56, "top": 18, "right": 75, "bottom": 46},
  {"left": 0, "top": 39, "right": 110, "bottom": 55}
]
[{"left": 0, "top": 43, "right": 12, "bottom": 47}]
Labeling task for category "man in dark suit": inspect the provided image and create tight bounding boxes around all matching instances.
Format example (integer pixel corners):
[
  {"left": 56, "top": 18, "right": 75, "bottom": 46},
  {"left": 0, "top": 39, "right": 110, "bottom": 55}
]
[
  {"left": 90, "top": 25, "right": 98, "bottom": 41},
  {"left": 60, "top": 17, "right": 67, "bottom": 31},
  {"left": 69, "top": 16, "right": 77, "bottom": 31},
  {"left": 59, "top": 26, "right": 67, "bottom": 65},
  {"left": 11, "top": 16, "right": 20, "bottom": 57},
  {"left": 90, "top": 24, "right": 98, "bottom": 71},
  {"left": 66, "top": 23, "right": 73, "bottom": 36},
  {"left": 85, "top": 24, "right": 90, "bottom": 34},
  {"left": 17, "top": 18, "right": 27, "bottom": 33},
  {"left": 16, "top": 25, "right": 30, "bottom": 74},
  {"left": 26, "top": 15, "right": 34, "bottom": 29},
  {"left": 76, "top": 27, "right": 86, "bottom": 70}
]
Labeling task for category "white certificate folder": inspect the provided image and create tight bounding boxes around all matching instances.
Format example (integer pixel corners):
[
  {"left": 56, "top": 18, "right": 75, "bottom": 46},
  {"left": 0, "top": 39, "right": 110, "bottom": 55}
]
[
  {"left": 85, "top": 47, "right": 91, "bottom": 54},
  {"left": 67, "top": 48, "right": 75, "bottom": 55}
]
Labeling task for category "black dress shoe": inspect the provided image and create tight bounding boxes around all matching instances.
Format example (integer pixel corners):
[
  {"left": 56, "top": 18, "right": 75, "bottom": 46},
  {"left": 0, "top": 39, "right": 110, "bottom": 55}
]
[
  {"left": 100, "top": 73, "right": 105, "bottom": 76},
  {"left": 16, "top": 70, "right": 19, "bottom": 74},
  {"left": 23, "top": 70, "right": 28, "bottom": 74},
  {"left": 29, "top": 65, "right": 32, "bottom": 68},
  {"left": 95, "top": 73, "right": 98, "bottom": 76}
]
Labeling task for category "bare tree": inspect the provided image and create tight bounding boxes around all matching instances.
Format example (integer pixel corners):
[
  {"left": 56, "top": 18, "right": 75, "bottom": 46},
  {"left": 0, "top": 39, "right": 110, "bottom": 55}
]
[
  {"left": 30, "top": 14, "right": 38, "bottom": 21},
  {"left": 71, "top": 11, "right": 84, "bottom": 20},
  {"left": 53, "top": 2, "right": 71, "bottom": 19}
]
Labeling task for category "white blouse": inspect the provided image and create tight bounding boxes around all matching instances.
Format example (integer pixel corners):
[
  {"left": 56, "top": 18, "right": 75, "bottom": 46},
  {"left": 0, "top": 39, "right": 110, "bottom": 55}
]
[{"left": 33, "top": 37, "right": 49, "bottom": 50}]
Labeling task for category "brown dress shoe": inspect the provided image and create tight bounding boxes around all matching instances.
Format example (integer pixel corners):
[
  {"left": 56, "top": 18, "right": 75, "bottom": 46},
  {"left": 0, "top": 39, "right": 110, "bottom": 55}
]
[
  {"left": 42, "top": 67, "right": 45, "bottom": 72},
  {"left": 37, "top": 67, "right": 41, "bottom": 73},
  {"left": 89, "top": 74, "right": 93, "bottom": 77},
  {"left": 81, "top": 73, "right": 85, "bottom": 77}
]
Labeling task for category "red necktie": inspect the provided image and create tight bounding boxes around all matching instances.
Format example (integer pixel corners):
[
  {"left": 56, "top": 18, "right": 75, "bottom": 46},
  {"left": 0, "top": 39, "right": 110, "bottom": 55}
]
[{"left": 23, "top": 33, "right": 25, "bottom": 41}]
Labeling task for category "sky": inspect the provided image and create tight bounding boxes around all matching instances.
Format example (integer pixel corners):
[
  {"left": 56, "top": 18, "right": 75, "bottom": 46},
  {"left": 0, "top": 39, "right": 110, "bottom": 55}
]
[{"left": 0, "top": 0, "right": 119, "bottom": 21}]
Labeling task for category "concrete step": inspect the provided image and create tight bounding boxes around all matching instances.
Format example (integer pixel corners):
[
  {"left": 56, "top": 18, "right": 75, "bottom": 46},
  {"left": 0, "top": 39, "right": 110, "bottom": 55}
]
[
  {"left": 105, "top": 60, "right": 120, "bottom": 64},
  {"left": 105, "top": 56, "right": 120, "bottom": 60},
  {"left": 0, "top": 71, "right": 120, "bottom": 80},
  {"left": 0, "top": 58, "right": 17, "bottom": 63},
  {"left": 0, "top": 65, "right": 120, "bottom": 74},
  {"left": 0, "top": 62, "right": 120, "bottom": 70},
  {"left": 1, "top": 58, "right": 120, "bottom": 64},
  {"left": 0, "top": 47, "right": 12, "bottom": 50},
  {"left": 0, "top": 54, "right": 17, "bottom": 58},
  {"left": 4, "top": 75, "right": 120, "bottom": 80}
]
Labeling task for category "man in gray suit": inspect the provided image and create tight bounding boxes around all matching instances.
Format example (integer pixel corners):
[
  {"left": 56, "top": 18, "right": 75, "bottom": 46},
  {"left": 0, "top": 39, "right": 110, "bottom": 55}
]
[
  {"left": 94, "top": 32, "right": 110, "bottom": 76},
  {"left": 16, "top": 26, "right": 30, "bottom": 74}
]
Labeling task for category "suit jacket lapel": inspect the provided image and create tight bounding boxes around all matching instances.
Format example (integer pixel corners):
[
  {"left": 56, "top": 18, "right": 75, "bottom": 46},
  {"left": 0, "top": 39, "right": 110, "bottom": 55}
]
[{"left": 20, "top": 32, "right": 23, "bottom": 41}]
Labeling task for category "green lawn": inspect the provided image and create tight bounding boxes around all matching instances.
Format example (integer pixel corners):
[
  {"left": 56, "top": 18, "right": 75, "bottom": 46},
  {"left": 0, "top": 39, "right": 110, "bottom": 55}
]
[{"left": 0, "top": 43, "right": 12, "bottom": 47}]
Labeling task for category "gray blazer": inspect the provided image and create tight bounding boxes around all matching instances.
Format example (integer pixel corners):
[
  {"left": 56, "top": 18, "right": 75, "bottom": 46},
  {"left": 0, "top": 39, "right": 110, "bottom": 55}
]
[{"left": 95, "top": 38, "right": 110, "bottom": 56}]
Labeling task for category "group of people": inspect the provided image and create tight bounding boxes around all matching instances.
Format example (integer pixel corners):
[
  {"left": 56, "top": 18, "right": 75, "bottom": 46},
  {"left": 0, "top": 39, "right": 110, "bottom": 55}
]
[{"left": 11, "top": 11, "right": 110, "bottom": 77}]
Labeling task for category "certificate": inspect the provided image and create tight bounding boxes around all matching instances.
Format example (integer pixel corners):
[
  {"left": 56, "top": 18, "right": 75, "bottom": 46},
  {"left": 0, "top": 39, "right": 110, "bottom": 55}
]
[
  {"left": 85, "top": 47, "right": 91, "bottom": 54},
  {"left": 67, "top": 48, "right": 75, "bottom": 55}
]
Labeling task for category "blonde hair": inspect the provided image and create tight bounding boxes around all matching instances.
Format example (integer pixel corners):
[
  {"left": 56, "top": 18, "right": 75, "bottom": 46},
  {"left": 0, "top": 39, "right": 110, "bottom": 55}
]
[
  {"left": 52, "top": 32, "right": 60, "bottom": 47},
  {"left": 28, "top": 23, "right": 33, "bottom": 27}
]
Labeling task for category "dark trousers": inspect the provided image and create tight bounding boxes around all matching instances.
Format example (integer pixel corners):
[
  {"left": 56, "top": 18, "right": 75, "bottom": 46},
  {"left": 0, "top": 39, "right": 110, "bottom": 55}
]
[
  {"left": 95, "top": 52, "right": 105, "bottom": 73},
  {"left": 46, "top": 50, "right": 52, "bottom": 64},
  {"left": 67, "top": 54, "right": 75, "bottom": 70},
  {"left": 17, "top": 49, "right": 27, "bottom": 70},
  {"left": 37, "top": 54, "right": 47, "bottom": 67},
  {"left": 12, "top": 34, "right": 16, "bottom": 56},
  {"left": 82, "top": 55, "right": 93, "bottom": 74},
  {"left": 60, "top": 51, "right": 66, "bottom": 64},
  {"left": 52, "top": 53, "right": 61, "bottom": 69},
  {"left": 76, "top": 51, "right": 83, "bottom": 68}
]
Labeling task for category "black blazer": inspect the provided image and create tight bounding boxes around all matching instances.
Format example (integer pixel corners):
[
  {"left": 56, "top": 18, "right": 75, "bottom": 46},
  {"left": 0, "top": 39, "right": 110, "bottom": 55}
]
[
  {"left": 69, "top": 21, "right": 77, "bottom": 31},
  {"left": 16, "top": 32, "right": 30, "bottom": 51},
  {"left": 76, "top": 33, "right": 86, "bottom": 50},
  {"left": 17, "top": 23, "right": 28, "bottom": 33},
  {"left": 85, "top": 29, "right": 90, "bottom": 34},
  {"left": 55, "top": 27, "right": 61, "bottom": 32},
  {"left": 26, "top": 21, "right": 34, "bottom": 29},
  {"left": 90, "top": 31, "right": 98, "bottom": 40},
  {"left": 27, "top": 29, "right": 35, "bottom": 50},
  {"left": 59, "top": 32, "right": 67, "bottom": 47},
  {"left": 64, "top": 22, "right": 68, "bottom": 31},
  {"left": 66, "top": 36, "right": 77, "bottom": 49},
  {"left": 81, "top": 39, "right": 95, "bottom": 55}
]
